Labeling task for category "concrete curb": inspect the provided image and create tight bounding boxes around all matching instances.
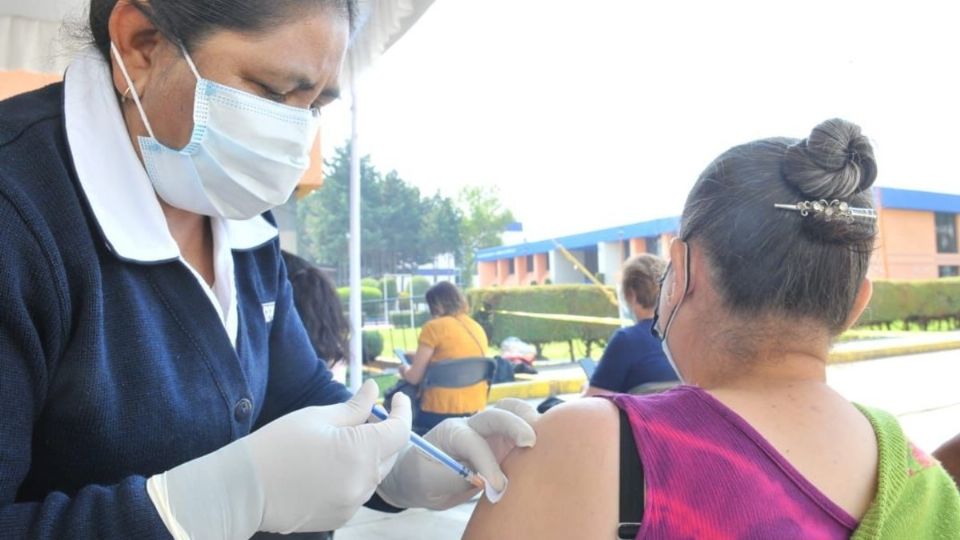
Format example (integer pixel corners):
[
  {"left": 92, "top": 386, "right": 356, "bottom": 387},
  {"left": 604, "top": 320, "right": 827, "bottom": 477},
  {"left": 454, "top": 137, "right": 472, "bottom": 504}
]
[
  {"left": 827, "top": 340, "right": 960, "bottom": 364},
  {"left": 486, "top": 340, "right": 960, "bottom": 403}
]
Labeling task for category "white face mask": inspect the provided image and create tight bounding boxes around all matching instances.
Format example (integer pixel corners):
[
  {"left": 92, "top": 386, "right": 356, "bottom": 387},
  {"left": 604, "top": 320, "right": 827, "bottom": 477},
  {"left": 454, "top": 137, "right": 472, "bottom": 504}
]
[
  {"left": 110, "top": 43, "right": 320, "bottom": 220},
  {"left": 651, "top": 242, "right": 690, "bottom": 382}
]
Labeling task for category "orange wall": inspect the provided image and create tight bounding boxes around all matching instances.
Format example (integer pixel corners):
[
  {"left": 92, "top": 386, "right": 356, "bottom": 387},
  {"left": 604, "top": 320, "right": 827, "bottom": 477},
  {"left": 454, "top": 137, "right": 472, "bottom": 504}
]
[
  {"left": 532, "top": 253, "right": 549, "bottom": 284},
  {"left": 478, "top": 261, "right": 497, "bottom": 287},
  {"left": 874, "top": 209, "right": 960, "bottom": 279},
  {"left": 0, "top": 70, "right": 61, "bottom": 100}
]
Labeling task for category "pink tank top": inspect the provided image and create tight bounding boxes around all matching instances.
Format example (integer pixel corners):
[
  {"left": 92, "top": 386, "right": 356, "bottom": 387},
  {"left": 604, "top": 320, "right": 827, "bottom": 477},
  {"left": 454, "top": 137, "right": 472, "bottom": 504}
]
[{"left": 610, "top": 386, "right": 859, "bottom": 539}]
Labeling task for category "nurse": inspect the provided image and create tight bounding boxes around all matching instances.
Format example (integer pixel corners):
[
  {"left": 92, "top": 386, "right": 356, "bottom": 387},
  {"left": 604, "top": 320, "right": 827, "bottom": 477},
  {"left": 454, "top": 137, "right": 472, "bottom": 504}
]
[{"left": 0, "top": 1, "right": 536, "bottom": 538}]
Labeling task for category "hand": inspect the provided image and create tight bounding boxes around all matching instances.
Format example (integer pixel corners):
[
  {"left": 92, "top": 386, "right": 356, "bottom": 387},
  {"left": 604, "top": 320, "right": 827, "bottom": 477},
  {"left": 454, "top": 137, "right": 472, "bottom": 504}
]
[
  {"left": 376, "top": 399, "right": 539, "bottom": 510},
  {"left": 146, "top": 380, "right": 411, "bottom": 540}
]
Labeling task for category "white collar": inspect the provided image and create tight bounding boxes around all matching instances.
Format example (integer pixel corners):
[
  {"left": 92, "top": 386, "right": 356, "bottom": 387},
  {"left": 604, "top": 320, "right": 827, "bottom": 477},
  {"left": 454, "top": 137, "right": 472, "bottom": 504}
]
[{"left": 63, "top": 49, "right": 278, "bottom": 263}]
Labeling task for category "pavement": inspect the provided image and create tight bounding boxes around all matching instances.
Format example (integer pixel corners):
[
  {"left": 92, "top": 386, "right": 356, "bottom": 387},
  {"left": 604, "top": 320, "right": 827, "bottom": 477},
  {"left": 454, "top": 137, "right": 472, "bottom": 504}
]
[{"left": 338, "top": 338, "right": 960, "bottom": 539}]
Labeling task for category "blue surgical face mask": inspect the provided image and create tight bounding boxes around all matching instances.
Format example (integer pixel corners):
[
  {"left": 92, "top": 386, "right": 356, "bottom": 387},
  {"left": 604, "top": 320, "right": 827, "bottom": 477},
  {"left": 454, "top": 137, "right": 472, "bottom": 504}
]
[
  {"left": 111, "top": 43, "right": 320, "bottom": 220},
  {"left": 651, "top": 242, "right": 690, "bottom": 381}
]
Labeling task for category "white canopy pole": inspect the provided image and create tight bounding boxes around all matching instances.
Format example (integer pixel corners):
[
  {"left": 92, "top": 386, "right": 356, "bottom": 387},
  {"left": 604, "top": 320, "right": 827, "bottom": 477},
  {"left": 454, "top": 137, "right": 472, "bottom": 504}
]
[{"left": 347, "top": 55, "right": 363, "bottom": 393}]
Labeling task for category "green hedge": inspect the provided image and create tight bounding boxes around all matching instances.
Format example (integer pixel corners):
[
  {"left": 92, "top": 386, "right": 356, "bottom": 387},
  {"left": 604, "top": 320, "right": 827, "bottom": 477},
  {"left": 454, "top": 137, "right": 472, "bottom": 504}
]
[
  {"left": 409, "top": 276, "right": 431, "bottom": 296},
  {"left": 467, "top": 285, "right": 619, "bottom": 357},
  {"left": 336, "top": 286, "right": 384, "bottom": 318},
  {"left": 389, "top": 311, "right": 432, "bottom": 328},
  {"left": 361, "top": 330, "right": 384, "bottom": 363},
  {"left": 858, "top": 278, "right": 960, "bottom": 329}
]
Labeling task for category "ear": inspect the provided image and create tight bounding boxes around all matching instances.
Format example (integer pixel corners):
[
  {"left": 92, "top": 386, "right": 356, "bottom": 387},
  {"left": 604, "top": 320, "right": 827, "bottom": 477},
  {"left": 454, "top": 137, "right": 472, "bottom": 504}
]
[
  {"left": 665, "top": 238, "right": 687, "bottom": 302},
  {"left": 107, "top": 2, "right": 165, "bottom": 98},
  {"left": 842, "top": 278, "right": 873, "bottom": 331}
]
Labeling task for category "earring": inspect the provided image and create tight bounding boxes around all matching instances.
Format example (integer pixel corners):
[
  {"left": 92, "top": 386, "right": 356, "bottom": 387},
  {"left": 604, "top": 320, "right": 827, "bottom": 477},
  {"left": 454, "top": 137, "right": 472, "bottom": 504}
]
[{"left": 121, "top": 86, "right": 133, "bottom": 102}]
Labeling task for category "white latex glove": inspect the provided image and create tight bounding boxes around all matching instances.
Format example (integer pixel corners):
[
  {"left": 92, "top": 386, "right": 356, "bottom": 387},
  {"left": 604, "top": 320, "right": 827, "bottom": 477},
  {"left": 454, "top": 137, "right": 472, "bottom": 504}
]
[
  {"left": 146, "top": 380, "right": 411, "bottom": 540},
  {"left": 376, "top": 398, "right": 539, "bottom": 510}
]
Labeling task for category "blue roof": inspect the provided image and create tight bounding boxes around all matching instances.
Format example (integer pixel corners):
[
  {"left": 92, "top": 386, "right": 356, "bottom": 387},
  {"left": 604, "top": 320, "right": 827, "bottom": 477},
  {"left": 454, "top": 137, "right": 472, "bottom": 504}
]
[
  {"left": 476, "top": 216, "right": 680, "bottom": 262},
  {"left": 877, "top": 187, "right": 960, "bottom": 213}
]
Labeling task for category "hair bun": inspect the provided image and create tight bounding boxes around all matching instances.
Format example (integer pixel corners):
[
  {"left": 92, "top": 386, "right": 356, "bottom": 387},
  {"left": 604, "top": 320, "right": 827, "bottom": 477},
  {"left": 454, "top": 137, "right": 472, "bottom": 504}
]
[{"left": 782, "top": 118, "right": 877, "bottom": 199}]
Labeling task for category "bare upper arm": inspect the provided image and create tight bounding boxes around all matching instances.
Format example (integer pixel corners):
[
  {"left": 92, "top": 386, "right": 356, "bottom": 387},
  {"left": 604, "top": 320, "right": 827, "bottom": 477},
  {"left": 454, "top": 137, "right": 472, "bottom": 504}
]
[
  {"left": 402, "top": 344, "right": 434, "bottom": 384},
  {"left": 463, "top": 397, "right": 621, "bottom": 539}
]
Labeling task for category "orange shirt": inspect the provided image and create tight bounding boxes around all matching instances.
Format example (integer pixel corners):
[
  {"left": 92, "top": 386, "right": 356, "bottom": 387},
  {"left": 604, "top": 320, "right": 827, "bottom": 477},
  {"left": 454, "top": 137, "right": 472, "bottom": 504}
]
[{"left": 417, "top": 314, "right": 489, "bottom": 414}]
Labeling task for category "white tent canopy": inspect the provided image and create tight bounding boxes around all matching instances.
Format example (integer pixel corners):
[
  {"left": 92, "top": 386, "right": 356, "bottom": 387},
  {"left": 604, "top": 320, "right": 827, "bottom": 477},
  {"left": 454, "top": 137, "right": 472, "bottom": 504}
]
[
  {"left": 1, "top": 0, "right": 434, "bottom": 392},
  {"left": 0, "top": 0, "right": 433, "bottom": 76}
]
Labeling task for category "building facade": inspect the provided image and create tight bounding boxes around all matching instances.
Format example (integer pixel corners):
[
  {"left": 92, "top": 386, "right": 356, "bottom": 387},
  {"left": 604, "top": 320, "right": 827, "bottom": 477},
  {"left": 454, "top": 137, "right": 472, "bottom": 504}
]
[{"left": 475, "top": 188, "right": 960, "bottom": 287}]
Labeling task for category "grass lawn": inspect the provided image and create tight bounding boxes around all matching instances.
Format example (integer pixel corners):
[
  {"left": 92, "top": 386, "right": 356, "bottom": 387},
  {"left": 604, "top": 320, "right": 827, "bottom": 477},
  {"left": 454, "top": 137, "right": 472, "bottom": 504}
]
[
  {"left": 377, "top": 326, "right": 606, "bottom": 361},
  {"left": 373, "top": 323, "right": 947, "bottom": 362}
]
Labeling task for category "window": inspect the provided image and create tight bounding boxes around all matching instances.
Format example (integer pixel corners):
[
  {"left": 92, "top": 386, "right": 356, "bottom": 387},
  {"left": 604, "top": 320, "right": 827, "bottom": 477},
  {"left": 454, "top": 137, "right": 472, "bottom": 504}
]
[
  {"left": 940, "top": 265, "right": 960, "bottom": 278},
  {"left": 622, "top": 239, "right": 631, "bottom": 261},
  {"left": 508, "top": 258, "right": 516, "bottom": 275},
  {"left": 936, "top": 212, "right": 958, "bottom": 253},
  {"left": 645, "top": 236, "right": 660, "bottom": 255},
  {"left": 526, "top": 255, "right": 534, "bottom": 272}
]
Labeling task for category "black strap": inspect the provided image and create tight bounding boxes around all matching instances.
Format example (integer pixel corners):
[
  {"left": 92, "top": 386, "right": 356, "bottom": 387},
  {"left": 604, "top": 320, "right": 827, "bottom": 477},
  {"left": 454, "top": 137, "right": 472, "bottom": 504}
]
[{"left": 618, "top": 408, "right": 644, "bottom": 539}]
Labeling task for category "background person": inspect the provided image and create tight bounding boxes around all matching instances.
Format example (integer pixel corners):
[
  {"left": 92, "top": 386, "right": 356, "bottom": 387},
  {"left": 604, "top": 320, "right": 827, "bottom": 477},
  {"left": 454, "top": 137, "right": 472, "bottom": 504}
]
[
  {"left": 0, "top": 1, "right": 535, "bottom": 537},
  {"left": 284, "top": 251, "right": 349, "bottom": 383},
  {"left": 584, "top": 253, "right": 679, "bottom": 395},
  {"left": 400, "top": 281, "right": 490, "bottom": 432},
  {"left": 463, "top": 119, "right": 960, "bottom": 538}
]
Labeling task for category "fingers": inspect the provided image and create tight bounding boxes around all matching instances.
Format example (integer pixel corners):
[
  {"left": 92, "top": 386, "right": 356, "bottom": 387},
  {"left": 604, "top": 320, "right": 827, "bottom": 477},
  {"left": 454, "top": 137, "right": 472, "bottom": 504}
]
[
  {"left": 468, "top": 408, "right": 536, "bottom": 449},
  {"left": 355, "top": 391, "right": 413, "bottom": 462},
  {"left": 493, "top": 398, "right": 540, "bottom": 428},
  {"left": 432, "top": 422, "right": 508, "bottom": 492},
  {"left": 315, "top": 379, "right": 381, "bottom": 428}
]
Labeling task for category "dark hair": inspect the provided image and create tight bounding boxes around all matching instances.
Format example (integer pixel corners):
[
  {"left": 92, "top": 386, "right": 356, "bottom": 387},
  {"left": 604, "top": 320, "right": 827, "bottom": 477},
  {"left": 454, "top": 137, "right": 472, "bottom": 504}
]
[
  {"left": 680, "top": 118, "right": 877, "bottom": 335},
  {"left": 622, "top": 254, "right": 666, "bottom": 309},
  {"left": 425, "top": 281, "right": 468, "bottom": 317},
  {"left": 88, "top": 0, "right": 357, "bottom": 61},
  {"left": 282, "top": 251, "right": 349, "bottom": 365}
]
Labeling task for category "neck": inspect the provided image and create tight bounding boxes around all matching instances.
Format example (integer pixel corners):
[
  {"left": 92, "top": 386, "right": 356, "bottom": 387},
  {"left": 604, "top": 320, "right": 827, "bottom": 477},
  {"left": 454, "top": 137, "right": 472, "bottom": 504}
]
[
  {"left": 160, "top": 199, "right": 214, "bottom": 285},
  {"left": 676, "top": 313, "right": 832, "bottom": 390},
  {"left": 633, "top": 306, "right": 655, "bottom": 320}
]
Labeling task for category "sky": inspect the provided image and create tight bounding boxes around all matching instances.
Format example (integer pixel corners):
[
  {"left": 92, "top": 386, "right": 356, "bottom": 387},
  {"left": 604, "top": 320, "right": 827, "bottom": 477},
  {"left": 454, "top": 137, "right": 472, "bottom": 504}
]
[{"left": 320, "top": 0, "right": 960, "bottom": 242}]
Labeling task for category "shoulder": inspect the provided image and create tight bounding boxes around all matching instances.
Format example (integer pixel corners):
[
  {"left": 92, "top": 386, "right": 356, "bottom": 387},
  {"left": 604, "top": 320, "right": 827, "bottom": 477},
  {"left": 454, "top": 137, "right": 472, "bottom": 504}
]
[
  {"left": 0, "top": 83, "right": 64, "bottom": 148},
  {"left": 464, "top": 398, "right": 620, "bottom": 538}
]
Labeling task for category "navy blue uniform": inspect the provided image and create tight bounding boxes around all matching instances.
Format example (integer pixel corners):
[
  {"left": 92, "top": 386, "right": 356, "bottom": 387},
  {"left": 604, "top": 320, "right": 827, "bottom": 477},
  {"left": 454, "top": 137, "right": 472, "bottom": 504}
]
[{"left": 0, "top": 83, "right": 353, "bottom": 538}]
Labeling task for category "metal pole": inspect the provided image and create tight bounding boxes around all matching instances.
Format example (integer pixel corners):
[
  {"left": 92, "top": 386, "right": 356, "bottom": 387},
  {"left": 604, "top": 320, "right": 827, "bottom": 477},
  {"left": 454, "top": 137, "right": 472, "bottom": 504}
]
[{"left": 347, "top": 59, "right": 363, "bottom": 393}]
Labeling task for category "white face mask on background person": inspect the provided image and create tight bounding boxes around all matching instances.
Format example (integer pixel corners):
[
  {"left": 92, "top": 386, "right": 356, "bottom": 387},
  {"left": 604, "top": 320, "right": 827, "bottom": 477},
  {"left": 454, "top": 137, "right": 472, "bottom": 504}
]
[{"left": 110, "top": 43, "right": 320, "bottom": 220}]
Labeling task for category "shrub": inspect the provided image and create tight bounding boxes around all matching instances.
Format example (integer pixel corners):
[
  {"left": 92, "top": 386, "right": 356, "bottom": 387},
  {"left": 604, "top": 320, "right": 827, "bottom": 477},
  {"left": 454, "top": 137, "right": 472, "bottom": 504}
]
[
  {"left": 409, "top": 276, "right": 431, "bottom": 297},
  {"left": 856, "top": 277, "right": 960, "bottom": 330},
  {"left": 361, "top": 277, "right": 380, "bottom": 290},
  {"left": 379, "top": 277, "right": 399, "bottom": 299},
  {"left": 362, "top": 330, "right": 384, "bottom": 363},
  {"left": 467, "top": 285, "right": 618, "bottom": 358},
  {"left": 336, "top": 286, "right": 385, "bottom": 318}
]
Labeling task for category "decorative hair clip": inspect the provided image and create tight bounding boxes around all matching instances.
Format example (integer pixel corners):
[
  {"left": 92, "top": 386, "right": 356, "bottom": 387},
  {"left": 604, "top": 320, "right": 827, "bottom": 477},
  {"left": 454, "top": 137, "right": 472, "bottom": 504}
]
[{"left": 774, "top": 199, "right": 877, "bottom": 223}]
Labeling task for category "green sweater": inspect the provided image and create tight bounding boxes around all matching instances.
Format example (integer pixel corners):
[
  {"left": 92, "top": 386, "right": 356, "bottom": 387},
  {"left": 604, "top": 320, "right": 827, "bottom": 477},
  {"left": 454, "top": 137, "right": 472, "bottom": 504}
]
[{"left": 852, "top": 405, "right": 960, "bottom": 539}]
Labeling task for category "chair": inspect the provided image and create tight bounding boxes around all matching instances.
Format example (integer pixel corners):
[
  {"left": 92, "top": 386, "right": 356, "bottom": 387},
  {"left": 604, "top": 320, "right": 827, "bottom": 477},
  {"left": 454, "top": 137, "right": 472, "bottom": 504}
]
[
  {"left": 421, "top": 356, "right": 497, "bottom": 393},
  {"left": 628, "top": 380, "right": 680, "bottom": 395},
  {"left": 415, "top": 357, "right": 497, "bottom": 434}
]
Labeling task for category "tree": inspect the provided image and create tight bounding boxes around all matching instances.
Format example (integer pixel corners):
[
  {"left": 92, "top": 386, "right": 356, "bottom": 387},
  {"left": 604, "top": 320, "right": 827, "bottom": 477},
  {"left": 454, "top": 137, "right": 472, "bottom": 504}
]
[
  {"left": 297, "top": 142, "right": 465, "bottom": 279},
  {"left": 457, "top": 186, "right": 516, "bottom": 287},
  {"left": 420, "top": 192, "right": 463, "bottom": 262}
]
